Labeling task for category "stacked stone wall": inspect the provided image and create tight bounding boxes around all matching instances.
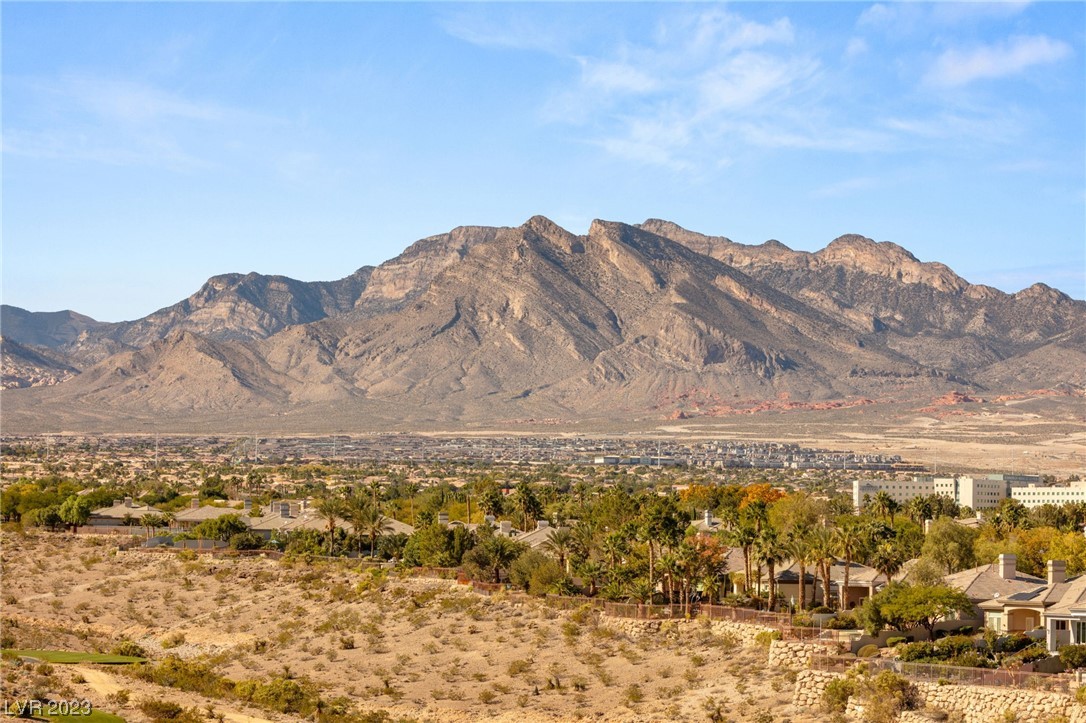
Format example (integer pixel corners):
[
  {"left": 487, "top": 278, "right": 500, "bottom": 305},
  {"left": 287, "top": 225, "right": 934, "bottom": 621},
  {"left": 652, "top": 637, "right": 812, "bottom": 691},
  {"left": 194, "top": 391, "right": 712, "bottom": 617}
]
[
  {"left": 792, "top": 668, "right": 842, "bottom": 709},
  {"left": 768, "top": 639, "right": 815, "bottom": 669}
]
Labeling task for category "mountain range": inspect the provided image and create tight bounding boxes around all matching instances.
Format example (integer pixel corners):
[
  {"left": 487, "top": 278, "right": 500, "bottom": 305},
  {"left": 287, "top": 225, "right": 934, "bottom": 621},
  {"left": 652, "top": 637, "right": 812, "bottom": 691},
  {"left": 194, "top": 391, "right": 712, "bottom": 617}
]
[{"left": 3, "top": 217, "right": 1083, "bottom": 431}]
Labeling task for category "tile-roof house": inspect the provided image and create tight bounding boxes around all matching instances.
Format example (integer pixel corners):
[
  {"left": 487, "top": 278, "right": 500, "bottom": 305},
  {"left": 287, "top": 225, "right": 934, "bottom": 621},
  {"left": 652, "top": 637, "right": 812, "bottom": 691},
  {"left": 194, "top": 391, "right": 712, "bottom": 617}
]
[
  {"left": 89, "top": 497, "right": 161, "bottom": 528},
  {"left": 976, "top": 561, "right": 1074, "bottom": 637},
  {"left": 515, "top": 520, "right": 566, "bottom": 550},
  {"left": 1040, "top": 572, "right": 1086, "bottom": 652},
  {"left": 771, "top": 559, "right": 885, "bottom": 609},
  {"left": 943, "top": 553, "right": 1046, "bottom": 624},
  {"left": 172, "top": 499, "right": 253, "bottom": 530}
]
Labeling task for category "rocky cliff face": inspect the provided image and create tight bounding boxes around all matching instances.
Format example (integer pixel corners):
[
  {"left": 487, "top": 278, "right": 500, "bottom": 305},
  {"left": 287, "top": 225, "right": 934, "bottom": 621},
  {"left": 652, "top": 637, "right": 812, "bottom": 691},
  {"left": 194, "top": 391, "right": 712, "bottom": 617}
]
[{"left": 3, "top": 216, "right": 1083, "bottom": 427}]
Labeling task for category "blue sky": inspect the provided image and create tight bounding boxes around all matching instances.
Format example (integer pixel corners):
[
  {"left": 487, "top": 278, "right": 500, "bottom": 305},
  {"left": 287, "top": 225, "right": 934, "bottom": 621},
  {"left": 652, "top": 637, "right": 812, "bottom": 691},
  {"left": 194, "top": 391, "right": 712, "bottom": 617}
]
[{"left": 3, "top": 2, "right": 1083, "bottom": 321}]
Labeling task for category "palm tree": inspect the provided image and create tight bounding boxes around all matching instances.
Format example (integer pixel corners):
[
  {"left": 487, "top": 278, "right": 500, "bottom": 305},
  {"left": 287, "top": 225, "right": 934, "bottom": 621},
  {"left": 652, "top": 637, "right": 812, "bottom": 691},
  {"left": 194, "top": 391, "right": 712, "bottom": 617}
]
[
  {"left": 541, "top": 528, "right": 575, "bottom": 574},
  {"left": 756, "top": 527, "right": 787, "bottom": 611},
  {"left": 658, "top": 553, "right": 681, "bottom": 603},
  {"left": 786, "top": 530, "right": 813, "bottom": 611},
  {"left": 809, "top": 526, "right": 835, "bottom": 608},
  {"left": 729, "top": 524, "right": 757, "bottom": 594},
  {"left": 576, "top": 559, "right": 606, "bottom": 597},
  {"left": 833, "top": 519, "right": 865, "bottom": 610},
  {"left": 871, "top": 491, "right": 893, "bottom": 521},
  {"left": 601, "top": 532, "right": 627, "bottom": 571},
  {"left": 315, "top": 496, "right": 347, "bottom": 556},
  {"left": 358, "top": 505, "right": 395, "bottom": 558},
  {"left": 870, "top": 540, "right": 905, "bottom": 588},
  {"left": 482, "top": 535, "right": 523, "bottom": 583},
  {"left": 511, "top": 482, "right": 543, "bottom": 532}
]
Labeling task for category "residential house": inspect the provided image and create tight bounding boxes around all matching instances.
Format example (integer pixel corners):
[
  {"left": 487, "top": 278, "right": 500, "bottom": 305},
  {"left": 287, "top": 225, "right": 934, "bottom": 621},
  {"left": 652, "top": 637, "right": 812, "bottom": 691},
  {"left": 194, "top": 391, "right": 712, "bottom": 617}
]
[
  {"left": 89, "top": 497, "right": 161, "bottom": 529},
  {"left": 976, "top": 560, "right": 1074, "bottom": 636},
  {"left": 172, "top": 499, "right": 253, "bottom": 531},
  {"left": 943, "top": 554, "right": 1046, "bottom": 629}
]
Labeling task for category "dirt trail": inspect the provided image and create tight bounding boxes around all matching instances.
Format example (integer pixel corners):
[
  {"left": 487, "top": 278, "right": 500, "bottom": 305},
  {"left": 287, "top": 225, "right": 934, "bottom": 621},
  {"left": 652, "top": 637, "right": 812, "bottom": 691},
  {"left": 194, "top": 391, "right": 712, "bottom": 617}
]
[
  {"left": 72, "top": 665, "right": 277, "bottom": 723},
  {"left": 72, "top": 666, "right": 124, "bottom": 696}
]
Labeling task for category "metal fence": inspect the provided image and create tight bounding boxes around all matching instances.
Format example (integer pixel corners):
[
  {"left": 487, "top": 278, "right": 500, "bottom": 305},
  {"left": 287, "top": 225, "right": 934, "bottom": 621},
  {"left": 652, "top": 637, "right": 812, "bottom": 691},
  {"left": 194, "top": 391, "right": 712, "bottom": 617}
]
[
  {"left": 811, "top": 655, "right": 1073, "bottom": 693},
  {"left": 698, "top": 603, "right": 792, "bottom": 626}
]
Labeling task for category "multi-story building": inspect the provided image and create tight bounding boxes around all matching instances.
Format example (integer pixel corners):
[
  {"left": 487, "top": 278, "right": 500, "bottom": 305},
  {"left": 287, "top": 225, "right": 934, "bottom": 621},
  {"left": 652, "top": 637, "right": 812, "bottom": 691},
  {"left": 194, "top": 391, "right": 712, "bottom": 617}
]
[
  {"left": 1010, "top": 480, "right": 1086, "bottom": 508},
  {"left": 853, "top": 473, "right": 1043, "bottom": 512}
]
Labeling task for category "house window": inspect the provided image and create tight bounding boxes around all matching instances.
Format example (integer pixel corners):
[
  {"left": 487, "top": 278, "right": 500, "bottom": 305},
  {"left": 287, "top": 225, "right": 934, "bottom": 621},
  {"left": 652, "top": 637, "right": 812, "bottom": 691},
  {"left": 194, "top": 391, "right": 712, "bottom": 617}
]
[
  {"left": 1055, "top": 620, "right": 1068, "bottom": 631},
  {"left": 1073, "top": 621, "right": 1086, "bottom": 643}
]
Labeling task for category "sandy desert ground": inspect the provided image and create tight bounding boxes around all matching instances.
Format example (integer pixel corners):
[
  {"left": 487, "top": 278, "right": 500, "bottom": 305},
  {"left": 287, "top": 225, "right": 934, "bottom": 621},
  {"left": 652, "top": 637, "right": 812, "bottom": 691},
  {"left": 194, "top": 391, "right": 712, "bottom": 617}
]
[{"left": 0, "top": 533, "right": 832, "bottom": 723}]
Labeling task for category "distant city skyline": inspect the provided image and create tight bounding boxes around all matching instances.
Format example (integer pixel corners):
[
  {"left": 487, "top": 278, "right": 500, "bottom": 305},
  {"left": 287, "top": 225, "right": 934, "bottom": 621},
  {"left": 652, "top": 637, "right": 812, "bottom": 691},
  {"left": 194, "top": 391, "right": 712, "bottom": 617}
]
[{"left": 3, "top": 2, "right": 1083, "bottom": 321}]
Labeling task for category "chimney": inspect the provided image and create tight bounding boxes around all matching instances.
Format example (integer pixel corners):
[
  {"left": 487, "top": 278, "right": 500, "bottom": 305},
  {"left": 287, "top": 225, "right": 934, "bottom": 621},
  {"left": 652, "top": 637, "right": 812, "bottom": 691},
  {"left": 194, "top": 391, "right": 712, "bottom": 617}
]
[
  {"left": 704, "top": 509, "right": 713, "bottom": 527},
  {"left": 1048, "top": 560, "right": 1067, "bottom": 585},
  {"left": 999, "top": 553, "right": 1017, "bottom": 580},
  {"left": 113, "top": 499, "right": 122, "bottom": 508},
  {"left": 484, "top": 514, "right": 496, "bottom": 525},
  {"left": 191, "top": 499, "right": 201, "bottom": 509},
  {"left": 536, "top": 520, "right": 549, "bottom": 531},
  {"left": 923, "top": 519, "right": 933, "bottom": 535},
  {"left": 500, "top": 520, "right": 512, "bottom": 536},
  {"left": 124, "top": 496, "right": 133, "bottom": 508},
  {"left": 280, "top": 502, "right": 291, "bottom": 518},
  {"left": 438, "top": 512, "right": 449, "bottom": 526},
  {"left": 301, "top": 499, "right": 309, "bottom": 511}
]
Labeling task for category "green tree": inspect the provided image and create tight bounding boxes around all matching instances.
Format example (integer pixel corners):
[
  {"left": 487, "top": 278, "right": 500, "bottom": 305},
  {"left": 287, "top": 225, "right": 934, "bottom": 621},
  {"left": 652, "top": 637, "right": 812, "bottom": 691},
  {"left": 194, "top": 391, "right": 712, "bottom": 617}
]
[
  {"left": 511, "top": 482, "right": 543, "bottom": 532},
  {"left": 879, "top": 583, "right": 974, "bottom": 639},
  {"left": 541, "top": 528, "right": 576, "bottom": 574},
  {"left": 192, "top": 514, "right": 250, "bottom": 542},
  {"left": 58, "top": 495, "right": 92, "bottom": 532},
  {"left": 315, "top": 496, "right": 348, "bottom": 556},
  {"left": 921, "top": 517, "right": 978, "bottom": 574},
  {"left": 480, "top": 534, "right": 527, "bottom": 583},
  {"left": 834, "top": 519, "right": 866, "bottom": 609}
]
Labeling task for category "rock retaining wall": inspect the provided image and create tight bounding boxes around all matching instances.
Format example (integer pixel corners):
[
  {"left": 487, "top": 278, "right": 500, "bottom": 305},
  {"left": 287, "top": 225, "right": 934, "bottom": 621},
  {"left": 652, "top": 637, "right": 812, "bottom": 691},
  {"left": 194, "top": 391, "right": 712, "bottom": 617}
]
[
  {"left": 915, "top": 681, "right": 1082, "bottom": 723},
  {"left": 769, "top": 640, "right": 815, "bottom": 669},
  {"left": 792, "top": 668, "right": 841, "bottom": 709}
]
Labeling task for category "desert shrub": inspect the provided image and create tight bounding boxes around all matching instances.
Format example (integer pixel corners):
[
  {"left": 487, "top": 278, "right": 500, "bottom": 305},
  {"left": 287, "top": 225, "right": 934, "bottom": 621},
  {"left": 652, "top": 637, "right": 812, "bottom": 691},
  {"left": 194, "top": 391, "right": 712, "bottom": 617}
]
[
  {"left": 478, "top": 689, "right": 497, "bottom": 704},
  {"left": 130, "top": 656, "right": 226, "bottom": 697},
  {"left": 857, "top": 670, "right": 919, "bottom": 722},
  {"left": 1060, "top": 644, "right": 1086, "bottom": 670},
  {"left": 249, "top": 676, "right": 317, "bottom": 714},
  {"left": 810, "top": 606, "right": 834, "bottom": 614},
  {"left": 137, "top": 700, "right": 202, "bottom": 722},
  {"left": 754, "top": 630, "right": 782, "bottom": 647},
  {"left": 822, "top": 677, "right": 856, "bottom": 712},
  {"left": 508, "top": 550, "right": 560, "bottom": 594},
  {"left": 935, "top": 635, "right": 975, "bottom": 658},
  {"left": 1000, "top": 633, "right": 1033, "bottom": 654},
  {"left": 886, "top": 637, "right": 907, "bottom": 648},
  {"left": 1076, "top": 685, "right": 1086, "bottom": 704},
  {"left": 897, "top": 642, "right": 936, "bottom": 662},
  {"left": 229, "top": 531, "right": 266, "bottom": 550},
  {"left": 624, "top": 684, "right": 644, "bottom": 704},
  {"left": 177, "top": 549, "right": 197, "bottom": 562},
  {"left": 111, "top": 640, "right": 146, "bottom": 658},
  {"left": 1003, "top": 643, "right": 1049, "bottom": 667},
  {"left": 791, "top": 613, "right": 813, "bottom": 627},
  {"left": 827, "top": 613, "right": 858, "bottom": 630},
  {"left": 508, "top": 659, "right": 531, "bottom": 676},
  {"left": 946, "top": 651, "right": 995, "bottom": 669},
  {"left": 857, "top": 644, "right": 880, "bottom": 658}
]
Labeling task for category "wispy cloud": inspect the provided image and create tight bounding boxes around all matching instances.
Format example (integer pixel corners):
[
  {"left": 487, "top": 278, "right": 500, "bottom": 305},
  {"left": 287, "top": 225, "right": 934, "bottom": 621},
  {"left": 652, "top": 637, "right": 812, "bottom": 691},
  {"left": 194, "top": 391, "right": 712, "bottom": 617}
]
[
  {"left": 3, "top": 74, "right": 285, "bottom": 172},
  {"left": 924, "top": 35, "right": 1072, "bottom": 87},
  {"left": 858, "top": 2, "right": 1030, "bottom": 33}
]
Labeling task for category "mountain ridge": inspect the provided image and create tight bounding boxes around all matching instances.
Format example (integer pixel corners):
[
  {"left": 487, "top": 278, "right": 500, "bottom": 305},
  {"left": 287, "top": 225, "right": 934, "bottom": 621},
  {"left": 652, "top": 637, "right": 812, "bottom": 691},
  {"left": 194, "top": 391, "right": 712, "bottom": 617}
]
[{"left": 3, "top": 216, "right": 1082, "bottom": 427}]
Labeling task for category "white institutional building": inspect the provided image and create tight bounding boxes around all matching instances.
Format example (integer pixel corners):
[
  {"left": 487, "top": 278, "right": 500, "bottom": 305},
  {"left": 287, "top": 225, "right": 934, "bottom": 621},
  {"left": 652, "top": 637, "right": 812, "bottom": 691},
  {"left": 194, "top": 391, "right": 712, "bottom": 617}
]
[{"left": 850, "top": 473, "right": 1082, "bottom": 512}]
